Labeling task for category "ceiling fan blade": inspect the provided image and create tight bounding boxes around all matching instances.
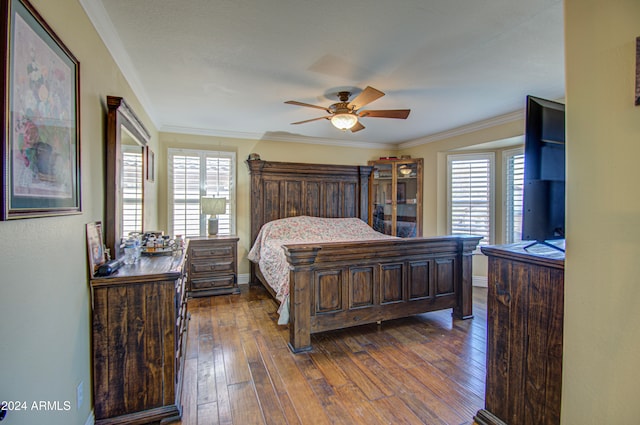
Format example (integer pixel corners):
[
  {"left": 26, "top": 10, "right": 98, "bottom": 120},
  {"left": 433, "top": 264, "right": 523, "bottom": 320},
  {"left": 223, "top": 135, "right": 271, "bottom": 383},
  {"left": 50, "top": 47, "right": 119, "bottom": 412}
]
[
  {"left": 290, "top": 116, "right": 330, "bottom": 125},
  {"left": 285, "top": 100, "right": 330, "bottom": 112},
  {"left": 347, "top": 86, "right": 385, "bottom": 110},
  {"left": 359, "top": 109, "right": 411, "bottom": 119},
  {"left": 350, "top": 122, "right": 365, "bottom": 132}
]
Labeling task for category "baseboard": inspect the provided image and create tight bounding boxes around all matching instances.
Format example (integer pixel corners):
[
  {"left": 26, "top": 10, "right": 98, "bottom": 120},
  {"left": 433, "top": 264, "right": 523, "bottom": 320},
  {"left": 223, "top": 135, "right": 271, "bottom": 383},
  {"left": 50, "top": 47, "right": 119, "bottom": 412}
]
[
  {"left": 473, "top": 275, "right": 488, "bottom": 288},
  {"left": 84, "top": 410, "right": 95, "bottom": 425},
  {"left": 238, "top": 273, "right": 250, "bottom": 285}
]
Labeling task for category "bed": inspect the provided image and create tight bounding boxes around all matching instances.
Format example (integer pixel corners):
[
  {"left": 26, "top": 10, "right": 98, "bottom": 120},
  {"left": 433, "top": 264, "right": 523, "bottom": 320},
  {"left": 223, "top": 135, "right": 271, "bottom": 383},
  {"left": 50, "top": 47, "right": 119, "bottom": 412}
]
[{"left": 246, "top": 159, "right": 481, "bottom": 353}]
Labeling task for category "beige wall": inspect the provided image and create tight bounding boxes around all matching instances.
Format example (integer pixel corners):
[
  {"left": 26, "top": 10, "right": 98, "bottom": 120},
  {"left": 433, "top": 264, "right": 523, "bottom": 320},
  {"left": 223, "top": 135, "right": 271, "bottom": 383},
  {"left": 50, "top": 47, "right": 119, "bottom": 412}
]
[
  {"left": 563, "top": 0, "right": 640, "bottom": 423},
  {"left": 0, "top": 1, "right": 157, "bottom": 424}
]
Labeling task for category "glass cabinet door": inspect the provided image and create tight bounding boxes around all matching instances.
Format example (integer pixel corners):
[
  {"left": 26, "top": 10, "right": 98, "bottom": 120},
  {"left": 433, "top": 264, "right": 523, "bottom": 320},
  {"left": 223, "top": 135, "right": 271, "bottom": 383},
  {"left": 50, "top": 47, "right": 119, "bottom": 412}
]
[
  {"left": 369, "top": 158, "right": 423, "bottom": 237},
  {"left": 371, "top": 163, "right": 393, "bottom": 235},
  {"left": 396, "top": 162, "right": 419, "bottom": 237}
]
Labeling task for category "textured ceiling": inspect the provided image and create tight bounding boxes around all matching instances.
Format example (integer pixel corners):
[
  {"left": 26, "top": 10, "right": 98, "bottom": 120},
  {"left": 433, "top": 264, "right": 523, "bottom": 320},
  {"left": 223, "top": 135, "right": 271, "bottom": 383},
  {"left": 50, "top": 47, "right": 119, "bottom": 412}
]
[{"left": 81, "top": 0, "right": 564, "bottom": 147}]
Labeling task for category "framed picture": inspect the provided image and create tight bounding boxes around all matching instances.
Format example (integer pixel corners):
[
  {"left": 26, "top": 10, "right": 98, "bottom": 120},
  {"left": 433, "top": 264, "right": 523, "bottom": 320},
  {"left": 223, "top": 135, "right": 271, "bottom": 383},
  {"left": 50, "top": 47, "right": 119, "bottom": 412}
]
[
  {"left": 146, "top": 146, "right": 154, "bottom": 182},
  {"left": 1, "top": 0, "right": 81, "bottom": 220},
  {"left": 636, "top": 36, "right": 640, "bottom": 106},
  {"left": 86, "top": 221, "right": 106, "bottom": 277}
]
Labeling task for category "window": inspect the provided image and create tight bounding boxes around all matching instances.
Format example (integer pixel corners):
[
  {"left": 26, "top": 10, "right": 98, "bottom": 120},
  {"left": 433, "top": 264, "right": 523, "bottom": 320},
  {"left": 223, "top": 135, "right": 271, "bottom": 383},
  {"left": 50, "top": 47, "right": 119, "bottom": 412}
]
[
  {"left": 504, "top": 148, "right": 524, "bottom": 244},
  {"left": 121, "top": 146, "right": 143, "bottom": 239},
  {"left": 447, "top": 153, "right": 494, "bottom": 245},
  {"left": 168, "top": 149, "right": 236, "bottom": 237}
]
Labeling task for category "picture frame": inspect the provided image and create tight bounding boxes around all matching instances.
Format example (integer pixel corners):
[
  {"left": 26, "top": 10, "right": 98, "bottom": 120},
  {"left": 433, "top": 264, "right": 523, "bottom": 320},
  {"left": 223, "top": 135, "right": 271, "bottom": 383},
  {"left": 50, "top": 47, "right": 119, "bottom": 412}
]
[
  {"left": 146, "top": 146, "right": 154, "bottom": 182},
  {"left": 86, "top": 221, "right": 106, "bottom": 277},
  {"left": 635, "top": 36, "right": 640, "bottom": 106},
  {"left": 1, "top": 0, "right": 81, "bottom": 220}
]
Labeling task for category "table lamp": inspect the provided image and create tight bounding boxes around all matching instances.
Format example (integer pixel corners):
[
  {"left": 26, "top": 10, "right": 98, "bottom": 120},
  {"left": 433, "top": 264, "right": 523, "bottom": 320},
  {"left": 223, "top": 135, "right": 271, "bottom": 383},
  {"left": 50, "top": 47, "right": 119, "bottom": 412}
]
[{"left": 201, "top": 197, "right": 226, "bottom": 235}]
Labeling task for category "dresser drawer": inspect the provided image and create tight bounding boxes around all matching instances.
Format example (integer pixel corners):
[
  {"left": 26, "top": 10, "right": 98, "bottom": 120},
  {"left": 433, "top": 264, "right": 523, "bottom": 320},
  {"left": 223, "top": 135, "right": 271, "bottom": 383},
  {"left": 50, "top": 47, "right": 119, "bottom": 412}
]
[
  {"left": 190, "top": 245, "right": 233, "bottom": 259},
  {"left": 190, "top": 260, "right": 234, "bottom": 274},
  {"left": 191, "top": 274, "right": 235, "bottom": 290}
]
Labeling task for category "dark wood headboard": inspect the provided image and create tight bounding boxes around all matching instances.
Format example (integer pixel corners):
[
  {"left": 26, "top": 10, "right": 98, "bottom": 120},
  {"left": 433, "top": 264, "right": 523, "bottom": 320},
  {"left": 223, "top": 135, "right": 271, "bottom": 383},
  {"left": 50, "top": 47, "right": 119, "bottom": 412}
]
[{"left": 246, "top": 160, "right": 373, "bottom": 246}]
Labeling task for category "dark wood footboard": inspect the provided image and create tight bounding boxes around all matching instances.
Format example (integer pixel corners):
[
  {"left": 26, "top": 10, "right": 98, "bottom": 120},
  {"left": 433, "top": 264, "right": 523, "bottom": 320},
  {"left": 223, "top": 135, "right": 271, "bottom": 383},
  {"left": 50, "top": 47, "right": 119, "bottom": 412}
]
[{"left": 283, "top": 235, "right": 481, "bottom": 352}]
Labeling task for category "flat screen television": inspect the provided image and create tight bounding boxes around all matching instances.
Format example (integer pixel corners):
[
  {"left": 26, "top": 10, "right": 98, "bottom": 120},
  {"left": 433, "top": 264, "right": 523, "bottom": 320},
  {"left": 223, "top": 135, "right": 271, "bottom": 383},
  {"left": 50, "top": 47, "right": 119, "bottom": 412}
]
[{"left": 521, "top": 95, "right": 565, "bottom": 250}]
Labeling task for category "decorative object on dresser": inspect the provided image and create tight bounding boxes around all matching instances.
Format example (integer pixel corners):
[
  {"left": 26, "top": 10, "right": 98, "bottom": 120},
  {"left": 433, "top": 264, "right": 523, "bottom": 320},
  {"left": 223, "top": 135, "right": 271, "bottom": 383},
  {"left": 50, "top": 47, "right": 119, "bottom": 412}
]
[
  {"left": 201, "top": 197, "right": 227, "bottom": 235},
  {"left": 247, "top": 159, "right": 481, "bottom": 353},
  {"left": 86, "top": 221, "right": 106, "bottom": 277},
  {"left": 475, "top": 241, "right": 564, "bottom": 425},
  {"left": 368, "top": 157, "right": 423, "bottom": 237},
  {"left": 90, "top": 253, "right": 188, "bottom": 425},
  {"left": 186, "top": 236, "right": 239, "bottom": 297}
]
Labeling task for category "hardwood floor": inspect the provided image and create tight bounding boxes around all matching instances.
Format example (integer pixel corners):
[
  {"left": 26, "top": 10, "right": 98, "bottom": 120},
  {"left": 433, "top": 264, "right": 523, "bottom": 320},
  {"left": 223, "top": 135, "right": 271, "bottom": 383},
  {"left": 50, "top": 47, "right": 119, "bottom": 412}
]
[{"left": 177, "top": 285, "right": 488, "bottom": 425}]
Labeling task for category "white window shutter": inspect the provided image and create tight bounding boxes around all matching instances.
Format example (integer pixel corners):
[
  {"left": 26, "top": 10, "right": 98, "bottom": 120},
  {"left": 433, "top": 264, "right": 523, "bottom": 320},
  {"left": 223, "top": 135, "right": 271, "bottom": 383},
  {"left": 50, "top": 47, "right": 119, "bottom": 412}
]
[
  {"left": 448, "top": 153, "right": 494, "bottom": 245},
  {"left": 169, "top": 149, "right": 236, "bottom": 237}
]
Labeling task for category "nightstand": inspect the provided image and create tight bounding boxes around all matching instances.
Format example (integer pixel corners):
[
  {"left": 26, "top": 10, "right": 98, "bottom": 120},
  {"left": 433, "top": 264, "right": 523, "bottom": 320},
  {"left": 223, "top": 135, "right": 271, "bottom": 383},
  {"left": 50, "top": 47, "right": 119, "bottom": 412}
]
[{"left": 186, "top": 236, "right": 239, "bottom": 297}]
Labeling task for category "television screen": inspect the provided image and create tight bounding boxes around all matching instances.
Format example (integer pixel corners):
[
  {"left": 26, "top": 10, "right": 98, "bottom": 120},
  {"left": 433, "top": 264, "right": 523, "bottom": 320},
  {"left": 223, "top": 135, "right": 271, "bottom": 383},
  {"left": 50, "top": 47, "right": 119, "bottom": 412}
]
[{"left": 521, "top": 96, "right": 565, "bottom": 244}]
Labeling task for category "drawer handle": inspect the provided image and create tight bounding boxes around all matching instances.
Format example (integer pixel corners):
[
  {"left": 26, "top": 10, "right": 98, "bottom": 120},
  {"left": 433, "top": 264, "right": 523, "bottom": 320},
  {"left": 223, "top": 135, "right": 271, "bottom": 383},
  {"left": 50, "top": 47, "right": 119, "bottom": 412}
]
[{"left": 192, "top": 262, "right": 233, "bottom": 273}]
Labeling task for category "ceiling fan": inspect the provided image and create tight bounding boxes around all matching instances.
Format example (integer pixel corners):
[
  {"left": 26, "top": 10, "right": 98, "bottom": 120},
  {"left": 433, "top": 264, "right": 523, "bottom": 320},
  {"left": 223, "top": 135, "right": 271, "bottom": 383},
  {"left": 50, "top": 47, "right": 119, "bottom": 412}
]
[{"left": 285, "top": 86, "right": 411, "bottom": 132}]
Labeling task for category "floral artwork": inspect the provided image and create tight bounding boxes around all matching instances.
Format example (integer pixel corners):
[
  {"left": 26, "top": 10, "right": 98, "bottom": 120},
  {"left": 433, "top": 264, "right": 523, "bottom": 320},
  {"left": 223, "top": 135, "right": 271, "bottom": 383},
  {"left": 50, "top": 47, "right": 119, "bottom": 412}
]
[{"left": 2, "top": 0, "right": 80, "bottom": 219}]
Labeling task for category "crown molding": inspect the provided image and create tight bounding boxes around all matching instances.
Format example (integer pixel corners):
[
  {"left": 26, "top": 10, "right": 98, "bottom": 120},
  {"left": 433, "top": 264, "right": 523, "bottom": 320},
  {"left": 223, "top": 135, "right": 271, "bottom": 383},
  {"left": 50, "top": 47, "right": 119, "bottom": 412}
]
[
  {"left": 79, "top": 0, "right": 158, "bottom": 128},
  {"left": 160, "top": 125, "right": 396, "bottom": 150},
  {"left": 398, "top": 110, "right": 523, "bottom": 149},
  {"left": 161, "top": 125, "right": 263, "bottom": 140}
]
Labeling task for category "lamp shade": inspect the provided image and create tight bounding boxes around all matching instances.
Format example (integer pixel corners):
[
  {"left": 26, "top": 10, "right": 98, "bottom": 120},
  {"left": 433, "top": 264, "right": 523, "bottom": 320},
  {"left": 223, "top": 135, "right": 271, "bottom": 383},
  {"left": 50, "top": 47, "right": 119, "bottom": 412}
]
[
  {"left": 331, "top": 113, "right": 358, "bottom": 130},
  {"left": 201, "top": 197, "right": 226, "bottom": 216}
]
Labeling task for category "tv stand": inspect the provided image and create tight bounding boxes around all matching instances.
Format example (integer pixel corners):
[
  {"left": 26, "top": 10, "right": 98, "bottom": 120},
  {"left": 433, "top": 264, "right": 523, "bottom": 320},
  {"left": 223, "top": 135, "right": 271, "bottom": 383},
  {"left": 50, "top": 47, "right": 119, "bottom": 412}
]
[
  {"left": 523, "top": 240, "right": 565, "bottom": 253},
  {"left": 475, "top": 242, "right": 564, "bottom": 425}
]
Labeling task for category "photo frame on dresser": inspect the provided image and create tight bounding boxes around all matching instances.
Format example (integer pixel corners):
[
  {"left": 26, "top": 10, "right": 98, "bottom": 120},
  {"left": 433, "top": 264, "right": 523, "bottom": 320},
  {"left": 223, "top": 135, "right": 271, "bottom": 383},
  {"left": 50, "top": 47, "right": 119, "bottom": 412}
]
[
  {"left": 86, "top": 222, "right": 106, "bottom": 277},
  {"left": 1, "top": 0, "right": 81, "bottom": 220}
]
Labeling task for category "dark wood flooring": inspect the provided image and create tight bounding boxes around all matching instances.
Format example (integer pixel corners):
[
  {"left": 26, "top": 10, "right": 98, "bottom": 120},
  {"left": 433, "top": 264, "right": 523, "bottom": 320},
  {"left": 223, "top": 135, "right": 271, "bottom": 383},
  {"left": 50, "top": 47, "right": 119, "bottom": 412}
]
[{"left": 177, "top": 285, "right": 488, "bottom": 425}]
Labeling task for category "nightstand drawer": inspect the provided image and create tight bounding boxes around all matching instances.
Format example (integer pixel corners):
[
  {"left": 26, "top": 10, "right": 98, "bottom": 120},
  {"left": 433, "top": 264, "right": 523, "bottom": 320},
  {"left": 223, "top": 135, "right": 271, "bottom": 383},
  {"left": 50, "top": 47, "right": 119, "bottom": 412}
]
[
  {"left": 190, "top": 245, "right": 233, "bottom": 259},
  {"left": 191, "top": 274, "right": 235, "bottom": 290},
  {"left": 190, "top": 260, "right": 233, "bottom": 274}
]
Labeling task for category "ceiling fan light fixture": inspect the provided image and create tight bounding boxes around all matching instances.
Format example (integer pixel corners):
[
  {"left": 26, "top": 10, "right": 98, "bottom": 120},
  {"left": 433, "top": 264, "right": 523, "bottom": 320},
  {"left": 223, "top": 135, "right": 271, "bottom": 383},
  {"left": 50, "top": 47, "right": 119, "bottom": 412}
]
[{"left": 331, "top": 113, "right": 358, "bottom": 130}]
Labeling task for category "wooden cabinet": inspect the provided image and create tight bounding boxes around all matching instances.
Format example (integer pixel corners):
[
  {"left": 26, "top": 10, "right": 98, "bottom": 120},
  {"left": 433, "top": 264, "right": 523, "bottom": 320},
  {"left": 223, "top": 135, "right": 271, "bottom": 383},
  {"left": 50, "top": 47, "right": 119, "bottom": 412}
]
[
  {"left": 475, "top": 242, "right": 564, "bottom": 425},
  {"left": 186, "top": 236, "right": 239, "bottom": 297},
  {"left": 90, "top": 253, "right": 188, "bottom": 425},
  {"left": 368, "top": 157, "right": 423, "bottom": 237}
]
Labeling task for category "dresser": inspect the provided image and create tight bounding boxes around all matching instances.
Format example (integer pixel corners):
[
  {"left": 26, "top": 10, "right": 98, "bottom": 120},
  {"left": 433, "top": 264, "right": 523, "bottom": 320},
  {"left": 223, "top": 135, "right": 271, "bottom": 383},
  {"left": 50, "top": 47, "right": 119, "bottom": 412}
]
[
  {"left": 186, "top": 236, "right": 239, "bottom": 297},
  {"left": 475, "top": 241, "right": 564, "bottom": 425},
  {"left": 90, "top": 253, "right": 188, "bottom": 425}
]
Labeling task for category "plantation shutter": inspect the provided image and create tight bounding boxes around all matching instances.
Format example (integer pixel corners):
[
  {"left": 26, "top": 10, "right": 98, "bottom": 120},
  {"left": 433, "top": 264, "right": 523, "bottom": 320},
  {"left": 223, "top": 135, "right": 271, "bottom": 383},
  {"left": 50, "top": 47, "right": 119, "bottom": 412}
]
[
  {"left": 205, "top": 156, "right": 233, "bottom": 235},
  {"left": 505, "top": 149, "right": 525, "bottom": 243},
  {"left": 121, "top": 147, "right": 143, "bottom": 238},
  {"left": 169, "top": 149, "right": 236, "bottom": 237},
  {"left": 170, "top": 153, "right": 201, "bottom": 237},
  {"left": 448, "top": 154, "right": 494, "bottom": 245}
]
